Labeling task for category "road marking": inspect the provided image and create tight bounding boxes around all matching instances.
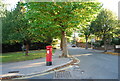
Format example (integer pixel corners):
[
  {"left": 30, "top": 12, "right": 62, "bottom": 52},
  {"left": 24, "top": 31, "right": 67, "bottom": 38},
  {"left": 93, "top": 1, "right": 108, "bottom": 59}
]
[
  {"left": 54, "top": 70, "right": 72, "bottom": 79},
  {"left": 14, "top": 66, "right": 72, "bottom": 79}
]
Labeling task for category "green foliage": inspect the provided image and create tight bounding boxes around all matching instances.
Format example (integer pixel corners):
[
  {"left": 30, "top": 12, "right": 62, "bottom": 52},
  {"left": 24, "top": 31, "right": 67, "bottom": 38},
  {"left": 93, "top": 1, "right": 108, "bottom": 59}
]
[
  {"left": 78, "top": 3, "right": 101, "bottom": 45},
  {"left": 111, "top": 37, "right": 120, "bottom": 45},
  {"left": 2, "top": 11, "right": 15, "bottom": 44},
  {"left": 94, "top": 40, "right": 104, "bottom": 46},
  {"left": 113, "top": 20, "right": 120, "bottom": 37},
  {"left": 2, "top": 2, "right": 30, "bottom": 44},
  {"left": 0, "top": 0, "right": 6, "bottom": 17},
  {"left": 2, "top": 1, "right": 102, "bottom": 46},
  {"left": 26, "top": 2, "right": 102, "bottom": 35},
  {"left": 90, "top": 9, "right": 117, "bottom": 51},
  {"left": 80, "top": 26, "right": 91, "bottom": 37},
  {"left": 93, "top": 42, "right": 100, "bottom": 47},
  {"left": 2, "top": 2, "right": 53, "bottom": 44},
  {"left": 90, "top": 9, "right": 117, "bottom": 40}
]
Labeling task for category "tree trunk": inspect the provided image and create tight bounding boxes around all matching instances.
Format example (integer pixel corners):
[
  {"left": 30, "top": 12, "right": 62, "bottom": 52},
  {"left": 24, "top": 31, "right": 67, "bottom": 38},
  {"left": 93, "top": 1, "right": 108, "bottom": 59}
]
[
  {"left": 85, "top": 36, "right": 88, "bottom": 49},
  {"left": 60, "top": 37, "right": 63, "bottom": 51},
  {"left": 104, "top": 40, "right": 107, "bottom": 52},
  {"left": 61, "top": 31, "right": 69, "bottom": 57},
  {"left": 25, "top": 43, "right": 29, "bottom": 56}
]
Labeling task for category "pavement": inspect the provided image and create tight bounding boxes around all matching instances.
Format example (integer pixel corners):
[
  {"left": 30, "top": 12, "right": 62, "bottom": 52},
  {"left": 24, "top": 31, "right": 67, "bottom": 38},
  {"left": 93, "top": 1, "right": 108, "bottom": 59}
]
[
  {"left": 0, "top": 49, "right": 71, "bottom": 78},
  {"left": 88, "top": 48, "right": 115, "bottom": 53},
  {"left": 13, "top": 45, "right": 119, "bottom": 79},
  {"left": 1, "top": 45, "right": 119, "bottom": 79}
]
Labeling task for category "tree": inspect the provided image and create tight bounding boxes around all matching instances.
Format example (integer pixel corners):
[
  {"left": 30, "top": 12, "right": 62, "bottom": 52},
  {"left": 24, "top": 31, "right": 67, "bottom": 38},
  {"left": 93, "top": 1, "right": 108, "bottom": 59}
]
[
  {"left": 2, "top": 1, "right": 56, "bottom": 55},
  {"left": 0, "top": 0, "right": 7, "bottom": 17},
  {"left": 80, "top": 26, "right": 91, "bottom": 49},
  {"left": 26, "top": 2, "right": 101, "bottom": 57},
  {"left": 90, "top": 9, "right": 117, "bottom": 52},
  {"left": 2, "top": 2, "right": 31, "bottom": 56},
  {"left": 2, "top": 2, "right": 38, "bottom": 55},
  {"left": 78, "top": 5, "right": 101, "bottom": 49},
  {"left": 113, "top": 20, "right": 120, "bottom": 37},
  {"left": 0, "top": 0, "right": 7, "bottom": 45}
]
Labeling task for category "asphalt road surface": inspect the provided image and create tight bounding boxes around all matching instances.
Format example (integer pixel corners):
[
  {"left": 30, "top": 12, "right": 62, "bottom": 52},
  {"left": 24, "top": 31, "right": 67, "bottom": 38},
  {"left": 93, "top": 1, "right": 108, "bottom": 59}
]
[
  {"left": 21, "top": 45, "right": 118, "bottom": 79},
  {"left": 68, "top": 46, "right": 118, "bottom": 79}
]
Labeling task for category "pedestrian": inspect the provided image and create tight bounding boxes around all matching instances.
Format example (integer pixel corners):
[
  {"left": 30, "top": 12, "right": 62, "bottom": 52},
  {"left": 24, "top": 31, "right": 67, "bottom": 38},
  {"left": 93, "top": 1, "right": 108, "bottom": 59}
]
[{"left": 22, "top": 44, "right": 25, "bottom": 53}]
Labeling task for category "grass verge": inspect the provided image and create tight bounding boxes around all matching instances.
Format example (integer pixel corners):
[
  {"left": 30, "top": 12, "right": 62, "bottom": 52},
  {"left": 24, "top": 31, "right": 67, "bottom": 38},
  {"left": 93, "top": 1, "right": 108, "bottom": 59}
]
[{"left": 1, "top": 49, "right": 55, "bottom": 63}]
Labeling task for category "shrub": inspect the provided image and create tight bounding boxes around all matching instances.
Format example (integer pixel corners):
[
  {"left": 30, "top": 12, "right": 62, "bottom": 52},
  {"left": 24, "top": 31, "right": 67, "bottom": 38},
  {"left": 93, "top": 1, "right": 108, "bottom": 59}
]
[
  {"left": 93, "top": 40, "right": 104, "bottom": 47},
  {"left": 111, "top": 37, "right": 120, "bottom": 45}
]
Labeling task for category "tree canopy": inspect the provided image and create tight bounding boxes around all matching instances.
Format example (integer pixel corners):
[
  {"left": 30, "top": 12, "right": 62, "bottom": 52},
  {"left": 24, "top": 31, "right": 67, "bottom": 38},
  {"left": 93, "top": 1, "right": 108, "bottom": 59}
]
[
  {"left": 25, "top": 2, "right": 102, "bottom": 57},
  {"left": 2, "top": 1, "right": 102, "bottom": 56},
  {"left": 90, "top": 8, "right": 117, "bottom": 52}
]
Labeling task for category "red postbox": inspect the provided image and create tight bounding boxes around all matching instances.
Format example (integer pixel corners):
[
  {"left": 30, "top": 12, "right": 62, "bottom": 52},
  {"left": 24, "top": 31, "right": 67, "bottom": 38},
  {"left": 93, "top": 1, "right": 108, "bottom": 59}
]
[{"left": 46, "top": 46, "right": 52, "bottom": 66}]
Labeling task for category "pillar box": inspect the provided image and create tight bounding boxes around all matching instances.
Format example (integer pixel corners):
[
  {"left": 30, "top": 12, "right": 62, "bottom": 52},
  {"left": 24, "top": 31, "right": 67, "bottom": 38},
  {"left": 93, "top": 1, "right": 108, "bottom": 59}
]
[{"left": 46, "top": 46, "right": 52, "bottom": 66}]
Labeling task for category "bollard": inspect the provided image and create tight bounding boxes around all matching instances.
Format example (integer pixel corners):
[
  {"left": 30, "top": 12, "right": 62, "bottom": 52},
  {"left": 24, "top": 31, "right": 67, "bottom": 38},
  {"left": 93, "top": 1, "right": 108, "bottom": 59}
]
[{"left": 46, "top": 46, "right": 52, "bottom": 66}]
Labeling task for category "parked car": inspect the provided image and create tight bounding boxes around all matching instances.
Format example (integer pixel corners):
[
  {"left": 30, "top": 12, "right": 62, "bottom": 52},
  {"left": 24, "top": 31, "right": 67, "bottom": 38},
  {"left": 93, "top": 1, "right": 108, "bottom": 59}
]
[{"left": 72, "top": 44, "right": 76, "bottom": 47}]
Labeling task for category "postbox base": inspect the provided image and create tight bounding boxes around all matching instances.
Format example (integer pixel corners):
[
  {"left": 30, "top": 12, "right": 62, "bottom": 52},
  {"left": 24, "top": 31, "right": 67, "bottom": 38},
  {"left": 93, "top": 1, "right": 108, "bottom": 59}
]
[{"left": 46, "top": 62, "right": 52, "bottom": 66}]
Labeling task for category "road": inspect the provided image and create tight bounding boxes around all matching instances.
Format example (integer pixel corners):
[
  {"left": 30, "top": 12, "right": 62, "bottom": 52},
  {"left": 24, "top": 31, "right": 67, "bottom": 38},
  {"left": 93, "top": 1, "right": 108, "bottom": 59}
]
[
  {"left": 20, "top": 45, "right": 118, "bottom": 79},
  {"left": 68, "top": 46, "right": 118, "bottom": 79}
]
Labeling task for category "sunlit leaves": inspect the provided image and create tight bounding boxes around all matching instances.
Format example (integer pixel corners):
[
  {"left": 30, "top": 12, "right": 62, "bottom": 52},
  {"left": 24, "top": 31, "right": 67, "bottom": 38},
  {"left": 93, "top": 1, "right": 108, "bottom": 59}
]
[
  {"left": 2, "top": 1, "right": 102, "bottom": 44},
  {"left": 90, "top": 8, "right": 117, "bottom": 39},
  {"left": 26, "top": 2, "right": 101, "bottom": 32}
]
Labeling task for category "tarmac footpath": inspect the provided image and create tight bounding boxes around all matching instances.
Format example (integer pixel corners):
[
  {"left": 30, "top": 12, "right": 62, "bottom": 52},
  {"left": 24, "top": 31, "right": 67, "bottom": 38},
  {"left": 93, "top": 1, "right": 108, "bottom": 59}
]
[{"left": 1, "top": 49, "right": 74, "bottom": 79}]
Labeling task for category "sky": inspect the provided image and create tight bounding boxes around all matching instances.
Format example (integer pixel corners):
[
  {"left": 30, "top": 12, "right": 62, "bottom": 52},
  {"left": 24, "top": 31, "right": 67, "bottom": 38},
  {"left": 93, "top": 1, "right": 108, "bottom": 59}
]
[
  {"left": 3, "top": 0, "right": 119, "bottom": 16},
  {"left": 98, "top": 0, "right": 119, "bottom": 16}
]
